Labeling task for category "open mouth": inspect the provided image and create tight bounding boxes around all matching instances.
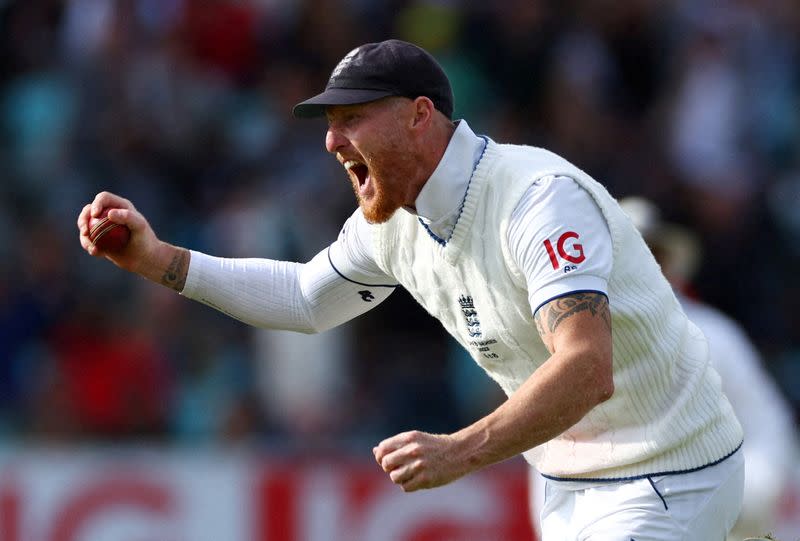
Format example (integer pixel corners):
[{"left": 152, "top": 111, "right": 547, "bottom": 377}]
[{"left": 344, "top": 160, "right": 371, "bottom": 195}]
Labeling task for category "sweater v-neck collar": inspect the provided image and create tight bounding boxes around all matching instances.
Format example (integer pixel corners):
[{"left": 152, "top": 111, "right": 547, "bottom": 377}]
[
  {"left": 420, "top": 137, "right": 496, "bottom": 265},
  {"left": 414, "top": 121, "right": 485, "bottom": 239}
]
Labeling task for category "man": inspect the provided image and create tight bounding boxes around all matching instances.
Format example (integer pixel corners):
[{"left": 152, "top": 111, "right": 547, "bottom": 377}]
[
  {"left": 78, "top": 40, "right": 744, "bottom": 539},
  {"left": 529, "top": 197, "right": 797, "bottom": 539},
  {"left": 619, "top": 197, "right": 796, "bottom": 540}
]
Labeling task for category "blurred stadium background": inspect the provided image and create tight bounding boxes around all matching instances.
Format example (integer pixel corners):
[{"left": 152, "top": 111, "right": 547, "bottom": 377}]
[{"left": 1, "top": 0, "right": 799, "bottom": 539}]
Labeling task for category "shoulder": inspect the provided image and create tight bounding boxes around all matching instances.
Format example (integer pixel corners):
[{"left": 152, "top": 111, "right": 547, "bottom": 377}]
[
  {"left": 339, "top": 207, "right": 372, "bottom": 242},
  {"left": 491, "top": 141, "right": 582, "bottom": 173},
  {"left": 336, "top": 207, "right": 382, "bottom": 263},
  {"left": 331, "top": 208, "right": 398, "bottom": 285},
  {"left": 512, "top": 175, "right": 605, "bottom": 225}
]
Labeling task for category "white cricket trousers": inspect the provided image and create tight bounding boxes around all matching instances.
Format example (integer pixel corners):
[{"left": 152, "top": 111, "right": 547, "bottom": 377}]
[{"left": 538, "top": 448, "right": 744, "bottom": 541}]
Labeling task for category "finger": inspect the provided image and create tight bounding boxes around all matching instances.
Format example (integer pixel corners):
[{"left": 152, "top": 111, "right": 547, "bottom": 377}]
[
  {"left": 380, "top": 448, "right": 403, "bottom": 473},
  {"left": 91, "top": 191, "right": 133, "bottom": 217},
  {"left": 390, "top": 467, "right": 411, "bottom": 485},
  {"left": 106, "top": 207, "right": 145, "bottom": 231},
  {"left": 77, "top": 204, "right": 97, "bottom": 254},
  {"left": 389, "top": 460, "right": 421, "bottom": 485},
  {"left": 78, "top": 231, "right": 93, "bottom": 252},
  {"left": 77, "top": 204, "right": 92, "bottom": 235},
  {"left": 79, "top": 231, "right": 103, "bottom": 257},
  {"left": 400, "top": 472, "right": 428, "bottom": 493},
  {"left": 380, "top": 442, "right": 421, "bottom": 473},
  {"left": 375, "top": 431, "right": 416, "bottom": 462},
  {"left": 374, "top": 440, "right": 397, "bottom": 464}
]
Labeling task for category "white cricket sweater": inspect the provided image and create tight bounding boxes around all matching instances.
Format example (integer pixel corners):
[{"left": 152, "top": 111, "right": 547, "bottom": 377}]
[{"left": 372, "top": 140, "right": 743, "bottom": 480}]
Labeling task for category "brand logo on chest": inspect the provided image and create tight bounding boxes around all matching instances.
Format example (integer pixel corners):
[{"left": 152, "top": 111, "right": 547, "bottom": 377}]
[
  {"left": 458, "top": 295, "right": 482, "bottom": 338},
  {"left": 458, "top": 294, "right": 501, "bottom": 360}
]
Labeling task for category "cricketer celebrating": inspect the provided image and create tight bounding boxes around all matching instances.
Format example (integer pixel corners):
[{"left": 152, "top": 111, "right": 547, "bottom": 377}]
[{"left": 78, "top": 40, "right": 744, "bottom": 540}]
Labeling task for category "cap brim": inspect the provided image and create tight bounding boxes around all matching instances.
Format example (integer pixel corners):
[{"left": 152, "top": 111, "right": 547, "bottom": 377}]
[{"left": 292, "top": 88, "right": 395, "bottom": 118}]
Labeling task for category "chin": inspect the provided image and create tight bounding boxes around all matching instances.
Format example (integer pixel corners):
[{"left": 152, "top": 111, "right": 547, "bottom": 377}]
[
  {"left": 361, "top": 207, "right": 396, "bottom": 224},
  {"left": 360, "top": 200, "right": 401, "bottom": 224},
  {"left": 354, "top": 175, "right": 404, "bottom": 224}
]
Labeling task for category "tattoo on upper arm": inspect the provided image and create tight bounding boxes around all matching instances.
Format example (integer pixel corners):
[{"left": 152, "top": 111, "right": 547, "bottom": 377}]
[
  {"left": 161, "top": 249, "right": 188, "bottom": 292},
  {"left": 534, "top": 292, "right": 611, "bottom": 335},
  {"left": 534, "top": 309, "right": 546, "bottom": 337}
]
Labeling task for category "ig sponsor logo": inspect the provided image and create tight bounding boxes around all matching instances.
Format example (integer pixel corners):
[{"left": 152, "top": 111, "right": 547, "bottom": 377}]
[{"left": 543, "top": 231, "right": 585, "bottom": 273}]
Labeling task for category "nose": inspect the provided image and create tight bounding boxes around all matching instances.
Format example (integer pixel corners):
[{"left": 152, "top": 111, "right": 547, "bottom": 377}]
[{"left": 325, "top": 127, "right": 349, "bottom": 154}]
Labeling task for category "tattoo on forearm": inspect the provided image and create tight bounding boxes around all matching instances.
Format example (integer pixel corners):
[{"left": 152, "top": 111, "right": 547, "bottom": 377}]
[
  {"left": 536, "top": 292, "right": 611, "bottom": 334},
  {"left": 161, "top": 249, "right": 188, "bottom": 292}
]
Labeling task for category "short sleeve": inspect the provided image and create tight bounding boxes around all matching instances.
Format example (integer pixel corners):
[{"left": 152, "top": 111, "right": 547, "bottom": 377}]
[{"left": 507, "top": 175, "right": 612, "bottom": 315}]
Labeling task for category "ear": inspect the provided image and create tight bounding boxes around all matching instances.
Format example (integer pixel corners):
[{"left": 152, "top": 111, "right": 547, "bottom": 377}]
[{"left": 410, "top": 97, "right": 435, "bottom": 129}]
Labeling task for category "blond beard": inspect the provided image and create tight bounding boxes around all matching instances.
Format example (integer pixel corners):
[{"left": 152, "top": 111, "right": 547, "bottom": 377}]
[
  {"left": 353, "top": 140, "right": 418, "bottom": 224},
  {"left": 347, "top": 113, "right": 423, "bottom": 224},
  {"left": 352, "top": 176, "right": 403, "bottom": 224}
]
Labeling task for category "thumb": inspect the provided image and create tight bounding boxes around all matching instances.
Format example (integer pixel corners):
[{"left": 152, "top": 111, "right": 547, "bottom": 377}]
[{"left": 106, "top": 207, "right": 147, "bottom": 232}]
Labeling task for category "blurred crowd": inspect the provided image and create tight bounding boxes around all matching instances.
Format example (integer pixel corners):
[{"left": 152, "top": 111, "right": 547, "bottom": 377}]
[{"left": 1, "top": 0, "right": 799, "bottom": 451}]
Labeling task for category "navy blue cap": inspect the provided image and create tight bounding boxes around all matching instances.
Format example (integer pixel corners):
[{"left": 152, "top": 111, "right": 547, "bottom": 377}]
[{"left": 292, "top": 39, "right": 454, "bottom": 119}]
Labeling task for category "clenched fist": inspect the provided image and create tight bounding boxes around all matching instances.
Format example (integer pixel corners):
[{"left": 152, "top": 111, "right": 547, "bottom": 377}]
[{"left": 373, "top": 430, "right": 472, "bottom": 492}]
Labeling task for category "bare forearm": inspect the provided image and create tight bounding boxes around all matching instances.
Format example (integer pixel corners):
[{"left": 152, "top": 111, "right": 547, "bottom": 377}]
[
  {"left": 372, "top": 348, "right": 612, "bottom": 493},
  {"left": 453, "top": 350, "right": 611, "bottom": 473},
  {"left": 136, "top": 241, "right": 191, "bottom": 292}
]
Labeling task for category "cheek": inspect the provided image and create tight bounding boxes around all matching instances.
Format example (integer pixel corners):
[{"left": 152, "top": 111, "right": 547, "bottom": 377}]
[{"left": 368, "top": 136, "right": 415, "bottom": 177}]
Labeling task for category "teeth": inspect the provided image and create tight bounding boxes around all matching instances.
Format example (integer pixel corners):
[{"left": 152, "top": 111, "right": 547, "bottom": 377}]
[{"left": 344, "top": 160, "right": 360, "bottom": 171}]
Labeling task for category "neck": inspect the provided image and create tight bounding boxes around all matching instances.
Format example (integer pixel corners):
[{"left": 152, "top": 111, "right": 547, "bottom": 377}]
[{"left": 406, "top": 120, "right": 457, "bottom": 208}]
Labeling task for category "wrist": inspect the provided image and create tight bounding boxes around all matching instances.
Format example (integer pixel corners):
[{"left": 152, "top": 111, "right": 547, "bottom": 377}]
[
  {"left": 449, "top": 422, "right": 493, "bottom": 474},
  {"left": 136, "top": 241, "right": 190, "bottom": 292},
  {"left": 159, "top": 244, "right": 190, "bottom": 292}
]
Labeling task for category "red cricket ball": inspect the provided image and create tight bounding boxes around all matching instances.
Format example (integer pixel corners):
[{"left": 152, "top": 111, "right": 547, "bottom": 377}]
[{"left": 88, "top": 209, "right": 131, "bottom": 252}]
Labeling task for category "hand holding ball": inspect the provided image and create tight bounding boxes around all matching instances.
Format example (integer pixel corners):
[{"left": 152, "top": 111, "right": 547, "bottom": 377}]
[{"left": 89, "top": 209, "right": 131, "bottom": 252}]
